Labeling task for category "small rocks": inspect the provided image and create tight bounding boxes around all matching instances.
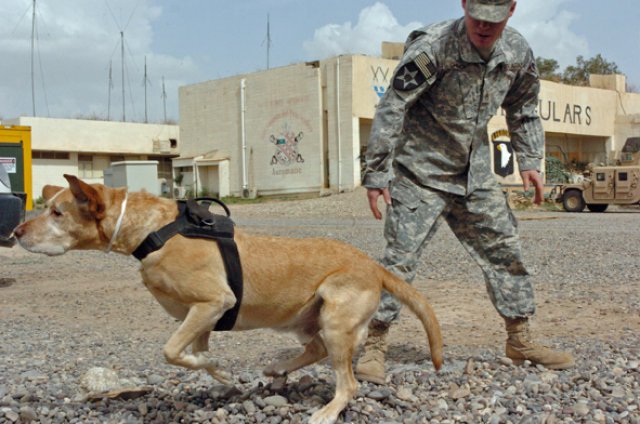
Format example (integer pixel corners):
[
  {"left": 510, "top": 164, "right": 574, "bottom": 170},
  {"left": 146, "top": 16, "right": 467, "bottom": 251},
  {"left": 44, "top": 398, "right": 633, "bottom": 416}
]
[
  {"left": 2, "top": 190, "right": 639, "bottom": 423},
  {"left": 80, "top": 367, "right": 121, "bottom": 393},
  {"left": 497, "top": 357, "right": 513, "bottom": 367},
  {"left": 263, "top": 395, "right": 288, "bottom": 407}
]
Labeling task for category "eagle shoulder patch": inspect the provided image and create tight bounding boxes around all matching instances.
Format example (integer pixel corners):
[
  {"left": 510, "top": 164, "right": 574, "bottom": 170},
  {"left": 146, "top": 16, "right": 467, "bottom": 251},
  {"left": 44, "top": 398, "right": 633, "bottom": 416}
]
[{"left": 392, "top": 52, "right": 436, "bottom": 91}]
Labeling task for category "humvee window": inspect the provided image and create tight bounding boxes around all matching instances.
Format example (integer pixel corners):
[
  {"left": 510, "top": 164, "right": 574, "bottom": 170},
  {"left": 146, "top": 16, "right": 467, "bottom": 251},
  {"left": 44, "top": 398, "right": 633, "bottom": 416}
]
[
  {"left": 596, "top": 173, "right": 606, "bottom": 181},
  {"left": 619, "top": 172, "right": 628, "bottom": 181}
]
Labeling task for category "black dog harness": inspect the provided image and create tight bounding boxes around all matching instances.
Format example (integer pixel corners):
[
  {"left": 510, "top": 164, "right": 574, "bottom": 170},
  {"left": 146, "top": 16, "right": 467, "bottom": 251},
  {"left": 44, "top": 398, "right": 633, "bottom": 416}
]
[{"left": 132, "top": 198, "right": 242, "bottom": 331}]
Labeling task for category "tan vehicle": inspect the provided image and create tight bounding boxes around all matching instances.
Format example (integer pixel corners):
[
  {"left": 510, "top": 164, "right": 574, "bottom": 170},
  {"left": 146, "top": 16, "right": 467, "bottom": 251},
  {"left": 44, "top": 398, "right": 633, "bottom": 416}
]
[{"left": 556, "top": 137, "right": 640, "bottom": 212}]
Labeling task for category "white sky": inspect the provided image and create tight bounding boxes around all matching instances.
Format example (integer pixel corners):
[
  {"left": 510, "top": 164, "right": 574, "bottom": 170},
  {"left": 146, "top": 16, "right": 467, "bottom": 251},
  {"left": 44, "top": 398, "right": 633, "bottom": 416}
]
[{"left": 0, "top": 0, "right": 638, "bottom": 123}]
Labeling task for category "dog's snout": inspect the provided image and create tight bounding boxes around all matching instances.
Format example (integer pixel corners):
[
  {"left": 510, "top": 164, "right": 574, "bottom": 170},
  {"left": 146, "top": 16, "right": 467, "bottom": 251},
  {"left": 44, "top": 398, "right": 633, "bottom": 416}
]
[{"left": 13, "top": 223, "right": 25, "bottom": 239}]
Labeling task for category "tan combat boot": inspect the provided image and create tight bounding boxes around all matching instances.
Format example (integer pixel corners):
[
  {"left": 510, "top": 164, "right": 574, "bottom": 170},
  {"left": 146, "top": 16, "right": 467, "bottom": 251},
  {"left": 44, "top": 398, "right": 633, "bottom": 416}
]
[
  {"left": 355, "top": 321, "right": 389, "bottom": 384},
  {"left": 505, "top": 317, "right": 575, "bottom": 370}
]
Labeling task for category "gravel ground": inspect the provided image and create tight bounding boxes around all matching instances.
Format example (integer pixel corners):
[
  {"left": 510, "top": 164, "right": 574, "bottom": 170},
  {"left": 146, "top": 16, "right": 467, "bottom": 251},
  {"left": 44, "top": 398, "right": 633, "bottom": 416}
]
[{"left": 1, "top": 188, "right": 639, "bottom": 423}]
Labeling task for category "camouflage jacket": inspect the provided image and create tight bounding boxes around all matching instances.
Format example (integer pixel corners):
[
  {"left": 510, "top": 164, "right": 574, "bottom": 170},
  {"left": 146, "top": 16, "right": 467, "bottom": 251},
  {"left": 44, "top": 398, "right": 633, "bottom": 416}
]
[{"left": 363, "top": 18, "right": 544, "bottom": 195}]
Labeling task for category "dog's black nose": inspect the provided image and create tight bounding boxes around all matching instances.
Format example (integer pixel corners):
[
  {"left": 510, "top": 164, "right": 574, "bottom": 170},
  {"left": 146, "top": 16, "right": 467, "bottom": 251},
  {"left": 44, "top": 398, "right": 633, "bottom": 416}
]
[{"left": 13, "top": 224, "right": 24, "bottom": 239}]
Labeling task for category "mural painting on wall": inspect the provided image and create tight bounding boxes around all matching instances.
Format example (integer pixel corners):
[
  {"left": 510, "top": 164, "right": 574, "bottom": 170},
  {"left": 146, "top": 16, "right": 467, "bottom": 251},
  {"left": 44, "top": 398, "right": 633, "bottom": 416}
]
[
  {"left": 269, "top": 124, "right": 305, "bottom": 166},
  {"left": 262, "top": 99, "right": 314, "bottom": 177},
  {"left": 371, "top": 66, "right": 390, "bottom": 100}
]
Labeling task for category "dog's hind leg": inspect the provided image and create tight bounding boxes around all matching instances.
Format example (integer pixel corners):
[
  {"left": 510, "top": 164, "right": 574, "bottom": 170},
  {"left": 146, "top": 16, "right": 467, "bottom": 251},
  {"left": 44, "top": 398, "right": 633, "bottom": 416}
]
[
  {"left": 309, "top": 281, "right": 378, "bottom": 424},
  {"left": 263, "top": 334, "right": 327, "bottom": 377},
  {"left": 163, "top": 303, "right": 232, "bottom": 384}
]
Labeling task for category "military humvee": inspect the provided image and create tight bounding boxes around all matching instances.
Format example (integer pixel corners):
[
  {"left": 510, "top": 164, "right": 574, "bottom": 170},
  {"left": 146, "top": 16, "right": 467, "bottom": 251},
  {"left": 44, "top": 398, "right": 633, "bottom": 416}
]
[{"left": 556, "top": 137, "right": 640, "bottom": 212}]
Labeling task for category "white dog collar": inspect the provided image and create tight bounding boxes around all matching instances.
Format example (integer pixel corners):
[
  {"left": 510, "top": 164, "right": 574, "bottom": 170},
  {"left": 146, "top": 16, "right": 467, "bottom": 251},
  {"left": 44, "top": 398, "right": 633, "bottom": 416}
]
[{"left": 106, "top": 191, "right": 128, "bottom": 253}]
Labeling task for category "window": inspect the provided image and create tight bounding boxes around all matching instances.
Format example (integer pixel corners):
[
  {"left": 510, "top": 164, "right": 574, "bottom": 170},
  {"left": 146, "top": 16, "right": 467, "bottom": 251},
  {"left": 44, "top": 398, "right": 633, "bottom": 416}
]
[
  {"left": 170, "top": 138, "right": 177, "bottom": 148},
  {"left": 619, "top": 172, "right": 628, "bottom": 181},
  {"left": 32, "top": 151, "right": 70, "bottom": 160},
  {"left": 78, "top": 155, "right": 94, "bottom": 179},
  {"left": 596, "top": 173, "right": 606, "bottom": 182}
]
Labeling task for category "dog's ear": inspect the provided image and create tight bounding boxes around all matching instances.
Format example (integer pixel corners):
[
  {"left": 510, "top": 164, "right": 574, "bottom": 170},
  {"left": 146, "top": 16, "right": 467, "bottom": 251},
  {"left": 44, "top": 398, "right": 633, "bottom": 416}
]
[
  {"left": 42, "top": 185, "right": 64, "bottom": 201},
  {"left": 63, "top": 174, "right": 106, "bottom": 220}
]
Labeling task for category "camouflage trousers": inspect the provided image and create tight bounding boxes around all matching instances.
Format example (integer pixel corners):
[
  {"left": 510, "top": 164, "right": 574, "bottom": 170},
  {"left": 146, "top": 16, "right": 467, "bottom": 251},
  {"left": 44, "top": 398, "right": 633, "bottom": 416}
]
[{"left": 373, "top": 177, "right": 536, "bottom": 326}]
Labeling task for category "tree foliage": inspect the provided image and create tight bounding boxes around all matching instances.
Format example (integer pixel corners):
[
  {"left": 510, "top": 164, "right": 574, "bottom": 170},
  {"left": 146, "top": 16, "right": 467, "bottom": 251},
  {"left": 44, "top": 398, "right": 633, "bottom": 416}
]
[
  {"left": 536, "top": 54, "right": 621, "bottom": 87},
  {"left": 562, "top": 54, "right": 620, "bottom": 86},
  {"left": 535, "top": 57, "right": 562, "bottom": 82}
]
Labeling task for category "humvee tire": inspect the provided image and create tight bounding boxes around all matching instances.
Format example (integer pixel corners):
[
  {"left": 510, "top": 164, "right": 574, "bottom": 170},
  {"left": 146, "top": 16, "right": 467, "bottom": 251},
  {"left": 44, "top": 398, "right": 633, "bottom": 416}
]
[
  {"left": 587, "top": 203, "right": 608, "bottom": 212},
  {"left": 562, "top": 189, "right": 586, "bottom": 212}
]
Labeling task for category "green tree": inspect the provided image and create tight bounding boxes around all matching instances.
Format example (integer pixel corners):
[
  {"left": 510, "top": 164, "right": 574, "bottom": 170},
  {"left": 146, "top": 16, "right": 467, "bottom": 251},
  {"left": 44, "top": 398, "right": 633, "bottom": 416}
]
[
  {"left": 536, "top": 57, "right": 562, "bottom": 82},
  {"left": 562, "top": 54, "right": 620, "bottom": 86}
]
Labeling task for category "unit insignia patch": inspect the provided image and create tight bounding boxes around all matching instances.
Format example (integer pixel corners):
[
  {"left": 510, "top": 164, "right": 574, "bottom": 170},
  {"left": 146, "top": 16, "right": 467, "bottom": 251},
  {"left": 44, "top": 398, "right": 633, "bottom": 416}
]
[{"left": 392, "top": 52, "right": 435, "bottom": 91}]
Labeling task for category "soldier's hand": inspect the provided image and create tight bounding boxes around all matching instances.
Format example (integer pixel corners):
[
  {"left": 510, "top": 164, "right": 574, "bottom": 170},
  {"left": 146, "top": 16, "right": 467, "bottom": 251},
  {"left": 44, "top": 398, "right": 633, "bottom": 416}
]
[
  {"left": 367, "top": 188, "right": 391, "bottom": 220},
  {"left": 520, "top": 170, "right": 544, "bottom": 205}
]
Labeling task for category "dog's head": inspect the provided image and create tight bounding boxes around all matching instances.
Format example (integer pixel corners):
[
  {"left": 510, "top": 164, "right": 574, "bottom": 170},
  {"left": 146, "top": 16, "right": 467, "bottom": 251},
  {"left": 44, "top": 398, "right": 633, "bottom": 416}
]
[{"left": 15, "top": 174, "right": 111, "bottom": 255}]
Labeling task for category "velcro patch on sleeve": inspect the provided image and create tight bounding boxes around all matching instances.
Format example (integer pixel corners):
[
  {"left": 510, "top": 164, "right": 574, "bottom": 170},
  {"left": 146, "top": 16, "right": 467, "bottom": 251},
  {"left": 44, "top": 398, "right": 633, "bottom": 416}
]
[{"left": 392, "top": 52, "right": 435, "bottom": 91}]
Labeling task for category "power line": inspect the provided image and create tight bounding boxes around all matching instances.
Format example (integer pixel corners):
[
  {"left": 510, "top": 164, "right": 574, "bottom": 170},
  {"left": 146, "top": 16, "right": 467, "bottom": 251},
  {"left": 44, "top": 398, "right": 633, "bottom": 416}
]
[
  {"left": 8, "top": 3, "right": 32, "bottom": 38},
  {"left": 35, "top": 18, "right": 51, "bottom": 117}
]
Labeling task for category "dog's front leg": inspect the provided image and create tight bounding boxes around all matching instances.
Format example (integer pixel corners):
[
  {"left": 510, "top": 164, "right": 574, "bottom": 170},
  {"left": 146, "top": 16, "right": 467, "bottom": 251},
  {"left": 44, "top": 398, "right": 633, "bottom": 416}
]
[
  {"left": 191, "top": 331, "right": 233, "bottom": 384},
  {"left": 163, "top": 303, "right": 232, "bottom": 385}
]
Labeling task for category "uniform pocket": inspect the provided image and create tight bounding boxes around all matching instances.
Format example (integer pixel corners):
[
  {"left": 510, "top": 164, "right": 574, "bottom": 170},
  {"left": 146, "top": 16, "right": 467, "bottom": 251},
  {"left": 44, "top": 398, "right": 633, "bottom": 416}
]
[
  {"left": 390, "top": 176, "right": 422, "bottom": 210},
  {"left": 457, "top": 67, "right": 483, "bottom": 120}
]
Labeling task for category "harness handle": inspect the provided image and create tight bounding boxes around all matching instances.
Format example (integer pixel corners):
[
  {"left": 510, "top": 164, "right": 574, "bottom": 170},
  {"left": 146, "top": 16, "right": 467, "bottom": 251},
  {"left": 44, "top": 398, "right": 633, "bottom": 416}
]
[{"left": 192, "top": 197, "right": 231, "bottom": 218}]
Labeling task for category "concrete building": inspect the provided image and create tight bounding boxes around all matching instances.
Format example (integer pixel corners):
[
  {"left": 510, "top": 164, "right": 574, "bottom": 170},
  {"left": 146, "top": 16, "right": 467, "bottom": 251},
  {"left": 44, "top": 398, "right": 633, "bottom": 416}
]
[
  {"left": 178, "top": 47, "right": 640, "bottom": 198},
  {"left": 2, "top": 117, "right": 179, "bottom": 203}
]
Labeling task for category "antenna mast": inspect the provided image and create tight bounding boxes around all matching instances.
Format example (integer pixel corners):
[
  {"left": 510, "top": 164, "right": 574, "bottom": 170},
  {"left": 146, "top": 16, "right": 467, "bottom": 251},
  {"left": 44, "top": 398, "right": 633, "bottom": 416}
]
[
  {"left": 143, "top": 56, "right": 149, "bottom": 123},
  {"left": 161, "top": 76, "right": 167, "bottom": 123},
  {"left": 107, "top": 60, "right": 113, "bottom": 120},
  {"left": 267, "top": 14, "right": 271, "bottom": 69},
  {"left": 262, "top": 13, "right": 272, "bottom": 70},
  {"left": 31, "top": 0, "right": 36, "bottom": 116},
  {"left": 121, "top": 31, "right": 125, "bottom": 121}
]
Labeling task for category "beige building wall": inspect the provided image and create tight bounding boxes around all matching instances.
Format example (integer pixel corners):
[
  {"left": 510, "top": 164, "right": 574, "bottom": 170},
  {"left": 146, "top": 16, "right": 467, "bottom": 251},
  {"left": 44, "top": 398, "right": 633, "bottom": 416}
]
[
  {"left": 179, "top": 53, "right": 640, "bottom": 196},
  {"left": 179, "top": 63, "right": 324, "bottom": 197},
  {"left": 3, "top": 117, "right": 179, "bottom": 199}
]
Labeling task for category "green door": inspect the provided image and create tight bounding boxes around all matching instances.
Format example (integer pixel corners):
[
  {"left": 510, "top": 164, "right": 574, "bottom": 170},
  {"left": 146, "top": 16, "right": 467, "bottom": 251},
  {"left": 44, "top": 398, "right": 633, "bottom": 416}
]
[{"left": 0, "top": 142, "right": 24, "bottom": 192}]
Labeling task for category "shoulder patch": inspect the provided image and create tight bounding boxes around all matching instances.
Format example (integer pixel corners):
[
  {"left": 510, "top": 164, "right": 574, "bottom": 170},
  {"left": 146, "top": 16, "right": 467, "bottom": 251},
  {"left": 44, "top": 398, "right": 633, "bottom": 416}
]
[
  {"left": 392, "top": 53, "right": 436, "bottom": 91},
  {"left": 414, "top": 52, "right": 436, "bottom": 80}
]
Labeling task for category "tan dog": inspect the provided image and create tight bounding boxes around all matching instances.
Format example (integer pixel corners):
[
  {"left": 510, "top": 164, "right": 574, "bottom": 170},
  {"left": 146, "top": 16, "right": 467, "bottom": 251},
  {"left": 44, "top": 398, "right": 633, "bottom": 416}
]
[{"left": 14, "top": 175, "right": 442, "bottom": 424}]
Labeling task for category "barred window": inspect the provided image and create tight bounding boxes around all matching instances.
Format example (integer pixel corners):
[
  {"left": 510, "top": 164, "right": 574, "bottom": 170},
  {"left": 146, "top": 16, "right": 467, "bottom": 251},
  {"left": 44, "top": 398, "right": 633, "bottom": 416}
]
[{"left": 32, "top": 151, "right": 70, "bottom": 160}]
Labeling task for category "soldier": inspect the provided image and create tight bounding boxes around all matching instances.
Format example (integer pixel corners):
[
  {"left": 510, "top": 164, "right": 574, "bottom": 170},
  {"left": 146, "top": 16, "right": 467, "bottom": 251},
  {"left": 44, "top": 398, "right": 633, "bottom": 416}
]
[{"left": 358, "top": 0, "right": 575, "bottom": 384}]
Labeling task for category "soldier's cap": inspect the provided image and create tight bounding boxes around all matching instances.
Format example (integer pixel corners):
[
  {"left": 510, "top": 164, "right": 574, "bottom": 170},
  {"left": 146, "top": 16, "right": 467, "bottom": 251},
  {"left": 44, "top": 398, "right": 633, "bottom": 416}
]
[{"left": 467, "top": 0, "right": 513, "bottom": 23}]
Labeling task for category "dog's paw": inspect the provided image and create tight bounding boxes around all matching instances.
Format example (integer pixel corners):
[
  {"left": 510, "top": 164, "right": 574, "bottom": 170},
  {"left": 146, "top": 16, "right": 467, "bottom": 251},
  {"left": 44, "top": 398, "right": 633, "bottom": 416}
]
[
  {"left": 262, "top": 364, "right": 287, "bottom": 378},
  {"left": 206, "top": 368, "right": 233, "bottom": 385},
  {"left": 308, "top": 407, "right": 339, "bottom": 424}
]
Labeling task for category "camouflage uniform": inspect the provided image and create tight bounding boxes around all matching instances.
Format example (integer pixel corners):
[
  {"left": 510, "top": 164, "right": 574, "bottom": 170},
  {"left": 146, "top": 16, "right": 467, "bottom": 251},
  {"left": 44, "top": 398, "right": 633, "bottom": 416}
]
[{"left": 363, "top": 18, "right": 543, "bottom": 322}]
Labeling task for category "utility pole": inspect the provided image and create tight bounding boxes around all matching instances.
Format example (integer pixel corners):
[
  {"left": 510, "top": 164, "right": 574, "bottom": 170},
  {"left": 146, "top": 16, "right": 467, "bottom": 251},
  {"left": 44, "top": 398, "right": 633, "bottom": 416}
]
[{"left": 31, "top": 0, "right": 36, "bottom": 116}]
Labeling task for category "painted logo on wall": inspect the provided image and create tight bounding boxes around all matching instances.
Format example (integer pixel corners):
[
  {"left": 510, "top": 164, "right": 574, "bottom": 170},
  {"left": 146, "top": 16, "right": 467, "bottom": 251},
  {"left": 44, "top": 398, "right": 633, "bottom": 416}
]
[
  {"left": 371, "top": 66, "right": 390, "bottom": 99},
  {"left": 269, "top": 124, "right": 305, "bottom": 167}
]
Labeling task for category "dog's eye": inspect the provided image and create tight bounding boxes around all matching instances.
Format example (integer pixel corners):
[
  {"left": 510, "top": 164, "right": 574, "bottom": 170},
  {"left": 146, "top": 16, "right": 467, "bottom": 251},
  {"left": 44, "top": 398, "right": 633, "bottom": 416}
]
[{"left": 50, "top": 206, "right": 63, "bottom": 217}]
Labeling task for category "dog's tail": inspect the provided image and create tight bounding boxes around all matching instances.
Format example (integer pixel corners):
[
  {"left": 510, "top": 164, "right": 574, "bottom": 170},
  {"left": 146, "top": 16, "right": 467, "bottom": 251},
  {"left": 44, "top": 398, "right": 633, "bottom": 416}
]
[{"left": 381, "top": 269, "right": 443, "bottom": 371}]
